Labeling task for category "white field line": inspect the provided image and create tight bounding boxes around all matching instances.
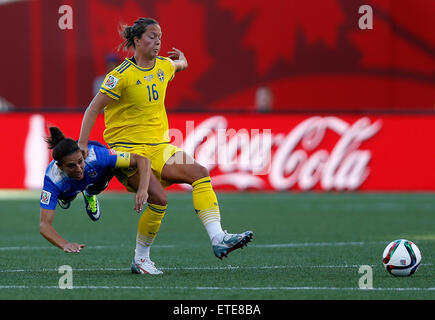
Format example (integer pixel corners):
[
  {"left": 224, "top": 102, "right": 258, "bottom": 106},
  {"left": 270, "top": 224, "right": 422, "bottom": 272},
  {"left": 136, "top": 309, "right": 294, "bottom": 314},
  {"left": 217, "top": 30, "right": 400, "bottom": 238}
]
[
  {"left": 0, "top": 190, "right": 40, "bottom": 199},
  {"left": 1, "top": 263, "right": 433, "bottom": 274},
  {"left": 0, "top": 265, "right": 359, "bottom": 273},
  {"left": 252, "top": 241, "right": 385, "bottom": 248},
  {"left": 0, "top": 240, "right": 387, "bottom": 251},
  {"left": 0, "top": 245, "right": 174, "bottom": 251},
  {"left": 1, "top": 241, "right": 432, "bottom": 273},
  {"left": 0, "top": 285, "right": 434, "bottom": 291}
]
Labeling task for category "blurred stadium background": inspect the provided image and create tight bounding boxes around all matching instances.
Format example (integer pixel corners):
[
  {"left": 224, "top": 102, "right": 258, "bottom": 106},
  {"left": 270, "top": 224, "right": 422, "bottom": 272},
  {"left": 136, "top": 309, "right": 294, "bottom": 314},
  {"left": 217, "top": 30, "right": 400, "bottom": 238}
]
[
  {"left": 0, "top": 0, "right": 434, "bottom": 300},
  {"left": 0, "top": 0, "right": 434, "bottom": 191}
]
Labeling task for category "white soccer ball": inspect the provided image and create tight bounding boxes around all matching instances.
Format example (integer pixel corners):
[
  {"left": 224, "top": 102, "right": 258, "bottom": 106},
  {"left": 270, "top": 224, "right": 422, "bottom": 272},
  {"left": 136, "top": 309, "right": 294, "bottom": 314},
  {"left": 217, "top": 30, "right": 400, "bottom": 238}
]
[{"left": 382, "top": 239, "right": 421, "bottom": 277}]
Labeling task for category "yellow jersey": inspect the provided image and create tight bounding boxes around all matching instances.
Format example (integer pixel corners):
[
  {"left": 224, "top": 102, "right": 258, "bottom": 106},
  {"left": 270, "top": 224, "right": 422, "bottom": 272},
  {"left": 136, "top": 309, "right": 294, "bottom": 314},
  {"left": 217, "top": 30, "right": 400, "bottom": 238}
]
[{"left": 99, "top": 56, "right": 175, "bottom": 145}]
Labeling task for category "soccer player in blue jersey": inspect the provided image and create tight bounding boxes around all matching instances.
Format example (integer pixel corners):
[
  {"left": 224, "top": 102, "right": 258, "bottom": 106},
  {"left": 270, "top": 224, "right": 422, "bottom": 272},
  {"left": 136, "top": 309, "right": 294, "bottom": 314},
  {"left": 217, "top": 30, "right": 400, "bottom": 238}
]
[{"left": 39, "top": 127, "right": 151, "bottom": 253}]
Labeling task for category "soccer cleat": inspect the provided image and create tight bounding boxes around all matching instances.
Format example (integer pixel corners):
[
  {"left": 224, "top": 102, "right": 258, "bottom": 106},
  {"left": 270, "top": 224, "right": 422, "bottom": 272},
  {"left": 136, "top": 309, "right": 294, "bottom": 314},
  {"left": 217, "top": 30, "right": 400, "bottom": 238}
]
[
  {"left": 131, "top": 258, "right": 163, "bottom": 275},
  {"left": 82, "top": 192, "right": 101, "bottom": 221},
  {"left": 212, "top": 230, "right": 254, "bottom": 260}
]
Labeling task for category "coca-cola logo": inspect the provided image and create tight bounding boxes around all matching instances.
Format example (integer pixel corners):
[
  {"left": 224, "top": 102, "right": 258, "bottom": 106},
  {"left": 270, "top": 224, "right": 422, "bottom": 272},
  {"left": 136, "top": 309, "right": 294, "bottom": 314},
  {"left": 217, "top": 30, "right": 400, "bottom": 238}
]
[
  {"left": 270, "top": 116, "right": 382, "bottom": 191},
  {"left": 170, "top": 115, "right": 382, "bottom": 191}
]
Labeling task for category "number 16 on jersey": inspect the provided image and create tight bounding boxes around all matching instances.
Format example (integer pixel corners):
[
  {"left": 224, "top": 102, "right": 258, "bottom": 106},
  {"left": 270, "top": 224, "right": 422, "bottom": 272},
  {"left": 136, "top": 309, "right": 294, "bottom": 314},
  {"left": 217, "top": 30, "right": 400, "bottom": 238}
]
[{"left": 147, "top": 84, "right": 159, "bottom": 101}]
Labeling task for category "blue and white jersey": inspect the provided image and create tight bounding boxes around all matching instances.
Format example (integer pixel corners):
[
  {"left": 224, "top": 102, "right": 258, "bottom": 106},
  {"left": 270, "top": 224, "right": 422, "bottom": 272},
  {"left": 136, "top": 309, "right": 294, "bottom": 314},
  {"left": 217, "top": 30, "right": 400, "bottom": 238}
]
[{"left": 40, "top": 142, "right": 128, "bottom": 210}]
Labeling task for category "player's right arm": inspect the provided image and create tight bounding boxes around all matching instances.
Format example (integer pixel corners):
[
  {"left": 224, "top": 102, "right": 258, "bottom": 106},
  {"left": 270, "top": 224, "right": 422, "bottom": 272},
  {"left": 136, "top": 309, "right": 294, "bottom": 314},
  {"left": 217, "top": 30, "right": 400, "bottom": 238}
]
[
  {"left": 80, "top": 68, "right": 125, "bottom": 157},
  {"left": 129, "top": 153, "right": 151, "bottom": 213},
  {"left": 78, "top": 92, "right": 114, "bottom": 157},
  {"left": 109, "top": 149, "right": 151, "bottom": 213},
  {"left": 40, "top": 208, "right": 85, "bottom": 253}
]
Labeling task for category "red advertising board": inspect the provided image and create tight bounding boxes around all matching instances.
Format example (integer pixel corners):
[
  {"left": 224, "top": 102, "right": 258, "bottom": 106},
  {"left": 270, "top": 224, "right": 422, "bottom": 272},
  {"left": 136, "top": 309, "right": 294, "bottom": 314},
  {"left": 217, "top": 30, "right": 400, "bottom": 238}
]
[{"left": 1, "top": 113, "right": 434, "bottom": 191}]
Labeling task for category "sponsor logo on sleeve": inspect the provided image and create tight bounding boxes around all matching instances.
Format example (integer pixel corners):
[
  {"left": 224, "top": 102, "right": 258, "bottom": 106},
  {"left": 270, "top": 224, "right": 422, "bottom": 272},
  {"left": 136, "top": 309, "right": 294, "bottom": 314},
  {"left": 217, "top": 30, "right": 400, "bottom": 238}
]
[
  {"left": 104, "top": 75, "right": 119, "bottom": 89},
  {"left": 41, "top": 190, "right": 51, "bottom": 205}
]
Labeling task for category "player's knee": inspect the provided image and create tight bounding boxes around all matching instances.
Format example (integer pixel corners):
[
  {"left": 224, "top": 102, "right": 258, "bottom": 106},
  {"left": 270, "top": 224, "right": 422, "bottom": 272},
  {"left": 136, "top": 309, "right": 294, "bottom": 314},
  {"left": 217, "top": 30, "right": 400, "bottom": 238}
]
[
  {"left": 196, "top": 164, "right": 210, "bottom": 180},
  {"left": 188, "top": 164, "right": 210, "bottom": 185},
  {"left": 148, "top": 191, "right": 168, "bottom": 206}
]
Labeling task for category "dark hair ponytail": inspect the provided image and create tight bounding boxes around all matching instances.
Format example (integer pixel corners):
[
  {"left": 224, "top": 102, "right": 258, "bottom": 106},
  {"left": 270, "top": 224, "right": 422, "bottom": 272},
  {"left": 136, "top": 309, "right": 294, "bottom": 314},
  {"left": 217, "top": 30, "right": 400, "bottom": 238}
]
[
  {"left": 45, "top": 127, "right": 80, "bottom": 163},
  {"left": 118, "top": 17, "right": 159, "bottom": 51}
]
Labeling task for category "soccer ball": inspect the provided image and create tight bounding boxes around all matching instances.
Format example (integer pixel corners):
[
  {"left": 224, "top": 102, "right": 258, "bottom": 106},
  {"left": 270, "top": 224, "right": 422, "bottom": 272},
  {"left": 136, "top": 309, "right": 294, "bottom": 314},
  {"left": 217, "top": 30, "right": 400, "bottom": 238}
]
[{"left": 382, "top": 239, "right": 421, "bottom": 277}]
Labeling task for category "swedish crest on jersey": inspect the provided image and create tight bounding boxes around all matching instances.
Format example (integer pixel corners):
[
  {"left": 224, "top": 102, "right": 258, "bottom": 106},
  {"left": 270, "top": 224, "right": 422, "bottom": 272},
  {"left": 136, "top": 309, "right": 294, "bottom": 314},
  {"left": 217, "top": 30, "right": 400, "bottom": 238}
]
[{"left": 157, "top": 69, "right": 165, "bottom": 82}]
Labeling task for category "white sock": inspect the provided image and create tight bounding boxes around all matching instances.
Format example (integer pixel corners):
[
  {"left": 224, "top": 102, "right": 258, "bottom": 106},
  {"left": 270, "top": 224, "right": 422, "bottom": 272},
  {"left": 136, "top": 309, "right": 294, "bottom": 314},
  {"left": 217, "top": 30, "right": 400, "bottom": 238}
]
[
  {"left": 206, "top": 221, "right": 225, "bottom": 243},
  {"left": 195, "top": 208, "right": 224, "bottom": 242},
  {"left": 135, "top": 243, "right": 150, "bottom": 262}
]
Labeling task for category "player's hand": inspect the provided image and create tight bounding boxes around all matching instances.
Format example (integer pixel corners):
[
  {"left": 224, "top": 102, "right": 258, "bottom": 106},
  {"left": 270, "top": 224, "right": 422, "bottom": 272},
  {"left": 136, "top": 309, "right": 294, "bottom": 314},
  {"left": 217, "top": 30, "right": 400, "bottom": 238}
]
[
  {"left": 134, "top": 191, "right": 148, "bottom": 213},
  {"left": 168, "top": 48, "right": 188, "bottom": 72},
  {"left": 63, "top": 243, "right": 85, "bottom": 253},
  {"left": 168, "top": 47, "right": 184, "bottom": 61},
  {"left": 78, "top": 141, "right": 89, "bottom": 159}
]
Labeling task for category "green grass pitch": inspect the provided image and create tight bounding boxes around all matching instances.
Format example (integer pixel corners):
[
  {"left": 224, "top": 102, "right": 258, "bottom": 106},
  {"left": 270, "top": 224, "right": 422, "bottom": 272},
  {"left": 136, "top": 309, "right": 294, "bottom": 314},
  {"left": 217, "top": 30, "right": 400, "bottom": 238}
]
[{"left": 0, "top": 191, "right": 434, "bottom": 300}]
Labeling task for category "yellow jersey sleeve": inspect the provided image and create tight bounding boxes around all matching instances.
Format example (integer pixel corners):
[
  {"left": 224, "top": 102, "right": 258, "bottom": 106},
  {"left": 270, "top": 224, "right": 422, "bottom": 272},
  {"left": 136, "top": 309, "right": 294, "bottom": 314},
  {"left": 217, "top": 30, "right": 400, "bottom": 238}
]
[
  {"left": 99, "top": 62, "right": 130, "bottom": 100},
  {"left": 162, "top": 57, "right": 176, "bottom": 82}
]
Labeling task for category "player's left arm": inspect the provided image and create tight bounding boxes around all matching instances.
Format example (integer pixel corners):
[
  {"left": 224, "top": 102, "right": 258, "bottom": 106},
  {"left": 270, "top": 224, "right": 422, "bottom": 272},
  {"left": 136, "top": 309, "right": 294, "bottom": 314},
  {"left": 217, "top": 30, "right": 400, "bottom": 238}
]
[{"left": 167, "top": 47, "right": 188, "bottom": 72}]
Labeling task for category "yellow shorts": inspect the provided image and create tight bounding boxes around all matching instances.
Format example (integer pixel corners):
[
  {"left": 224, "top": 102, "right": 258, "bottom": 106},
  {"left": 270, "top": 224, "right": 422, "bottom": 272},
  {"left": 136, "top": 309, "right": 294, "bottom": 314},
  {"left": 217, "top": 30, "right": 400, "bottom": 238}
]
[{"left": 110, "top": 142, "right": 183, "bottom": 191}]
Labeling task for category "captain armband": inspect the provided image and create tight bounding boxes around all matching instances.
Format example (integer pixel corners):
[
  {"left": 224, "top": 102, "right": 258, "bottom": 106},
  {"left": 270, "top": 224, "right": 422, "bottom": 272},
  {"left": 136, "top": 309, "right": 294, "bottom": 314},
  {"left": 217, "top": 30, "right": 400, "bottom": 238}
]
[{"left": 111, "top": 150, "right": 131, "bottom": 168}]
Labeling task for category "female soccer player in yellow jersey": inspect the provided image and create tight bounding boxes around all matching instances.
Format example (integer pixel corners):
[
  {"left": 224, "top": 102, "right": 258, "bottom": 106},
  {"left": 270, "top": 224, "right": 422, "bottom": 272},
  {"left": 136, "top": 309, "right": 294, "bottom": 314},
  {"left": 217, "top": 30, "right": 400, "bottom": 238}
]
[{"left": 78, "top": 18, "right": 253, "bottom": 275}]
